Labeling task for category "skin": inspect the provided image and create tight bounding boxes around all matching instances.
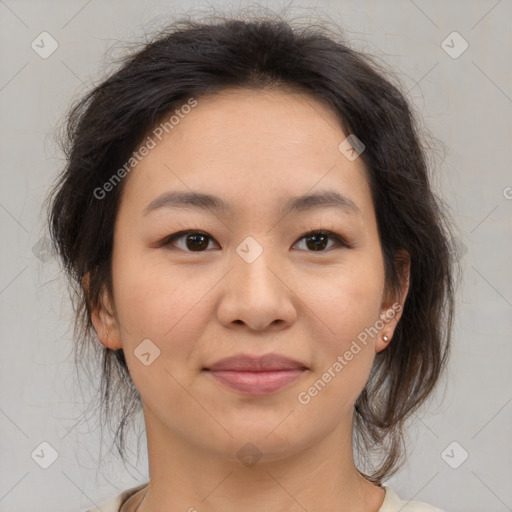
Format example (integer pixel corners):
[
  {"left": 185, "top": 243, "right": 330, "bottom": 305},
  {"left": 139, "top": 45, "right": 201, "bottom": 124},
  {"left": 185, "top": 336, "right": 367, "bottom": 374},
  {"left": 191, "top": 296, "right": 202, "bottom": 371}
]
[{"left": 86, "top": 87, "right": 410, "bottom": 512}]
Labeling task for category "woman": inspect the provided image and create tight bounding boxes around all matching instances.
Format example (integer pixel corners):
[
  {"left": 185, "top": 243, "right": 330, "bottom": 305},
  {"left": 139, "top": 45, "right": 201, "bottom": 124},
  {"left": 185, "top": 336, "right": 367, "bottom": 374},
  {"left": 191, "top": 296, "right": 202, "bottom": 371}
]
[{"left": 47, "top": 14, "right": 455, "bottom": 512}]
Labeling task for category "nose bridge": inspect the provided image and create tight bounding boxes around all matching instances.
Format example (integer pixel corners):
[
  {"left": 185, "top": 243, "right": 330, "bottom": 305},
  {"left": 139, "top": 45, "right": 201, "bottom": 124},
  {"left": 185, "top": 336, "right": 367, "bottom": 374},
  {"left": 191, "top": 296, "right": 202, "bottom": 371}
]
[
  {"left": 216, "top": 233, "right": 296, "bottom": 330},
  {"left": 232, "top": 234, "right": 282, "bottom": 294}
]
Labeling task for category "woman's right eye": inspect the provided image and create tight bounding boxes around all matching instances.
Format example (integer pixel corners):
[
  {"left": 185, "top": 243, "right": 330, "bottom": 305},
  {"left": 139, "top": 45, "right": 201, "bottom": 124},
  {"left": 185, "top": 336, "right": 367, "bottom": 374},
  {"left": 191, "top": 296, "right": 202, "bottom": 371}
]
[{"left": 162, "top": 230, "right": 220, "bottom": 252}]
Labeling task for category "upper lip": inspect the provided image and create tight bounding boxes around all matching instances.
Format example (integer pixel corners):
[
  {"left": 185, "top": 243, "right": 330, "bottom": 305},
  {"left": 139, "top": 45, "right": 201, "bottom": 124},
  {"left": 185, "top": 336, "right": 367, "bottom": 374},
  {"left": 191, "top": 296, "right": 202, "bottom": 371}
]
[{"left": 204, "top": 353, "right": 308, "bottom": 372}]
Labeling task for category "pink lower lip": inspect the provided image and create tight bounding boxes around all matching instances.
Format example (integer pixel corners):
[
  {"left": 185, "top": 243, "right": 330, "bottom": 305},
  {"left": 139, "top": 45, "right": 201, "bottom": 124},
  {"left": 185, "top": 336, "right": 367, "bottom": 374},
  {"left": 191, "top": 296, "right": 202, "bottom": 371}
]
[{"left": 206, "top": 369, "right": 305, "bottom": 395}]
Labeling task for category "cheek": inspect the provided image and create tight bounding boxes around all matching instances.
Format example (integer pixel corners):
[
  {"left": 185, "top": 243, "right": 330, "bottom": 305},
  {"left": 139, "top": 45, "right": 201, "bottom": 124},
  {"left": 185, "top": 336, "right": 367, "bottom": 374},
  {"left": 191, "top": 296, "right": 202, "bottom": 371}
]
[
  {"left": 110, "top": 256, "right": 218, "bottom": 417},
  {"left": 111, "top": 249, "right": 210, "bottom": 363},
  {"left": 307, "top": 257, "right": 385, "bottom": 343},
  {"left": 303, "top": 257, "right": 384, "bottom": 396}
]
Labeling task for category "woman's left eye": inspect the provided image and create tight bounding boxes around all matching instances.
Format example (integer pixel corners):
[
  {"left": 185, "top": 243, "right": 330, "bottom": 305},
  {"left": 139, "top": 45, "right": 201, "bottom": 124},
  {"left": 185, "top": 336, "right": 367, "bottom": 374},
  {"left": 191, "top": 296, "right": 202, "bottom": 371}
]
[{"left": 293, "top": 230, "right": 349, "bottom": 252}]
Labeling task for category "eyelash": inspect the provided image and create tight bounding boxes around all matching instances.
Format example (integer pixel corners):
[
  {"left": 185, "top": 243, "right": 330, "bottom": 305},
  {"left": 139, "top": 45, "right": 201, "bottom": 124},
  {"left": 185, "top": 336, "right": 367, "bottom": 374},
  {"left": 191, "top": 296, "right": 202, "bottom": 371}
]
[{"left": 161, "top": 229, "right": 351, "bottom": 253}]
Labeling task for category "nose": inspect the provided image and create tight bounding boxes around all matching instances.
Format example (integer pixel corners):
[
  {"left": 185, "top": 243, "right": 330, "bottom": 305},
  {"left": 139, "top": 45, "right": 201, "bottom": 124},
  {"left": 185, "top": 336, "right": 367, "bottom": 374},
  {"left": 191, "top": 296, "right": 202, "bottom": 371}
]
[{"left": 216, "top": 245, "right": 297, "bottom": 332}]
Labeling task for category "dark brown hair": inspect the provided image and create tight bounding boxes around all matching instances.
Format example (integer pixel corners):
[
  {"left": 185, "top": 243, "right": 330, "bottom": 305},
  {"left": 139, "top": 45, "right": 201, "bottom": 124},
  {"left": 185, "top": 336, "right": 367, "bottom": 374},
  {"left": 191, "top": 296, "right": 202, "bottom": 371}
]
[{"left": 46, "top": 13, "right": 457, "bottom": 483}]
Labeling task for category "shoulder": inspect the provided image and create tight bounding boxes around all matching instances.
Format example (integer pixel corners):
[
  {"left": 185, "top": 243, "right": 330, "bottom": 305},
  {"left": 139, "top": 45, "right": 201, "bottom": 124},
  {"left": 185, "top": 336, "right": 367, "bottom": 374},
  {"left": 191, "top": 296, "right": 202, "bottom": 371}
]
[
  {"left": 380, "top": 486, "right": 445, "bottom": 512},
  {"left": 80, "top": 482, "right": 442, "bottom": 512},
  {"left": 81, "top": 482, "right": 148, "bottom": 512}
]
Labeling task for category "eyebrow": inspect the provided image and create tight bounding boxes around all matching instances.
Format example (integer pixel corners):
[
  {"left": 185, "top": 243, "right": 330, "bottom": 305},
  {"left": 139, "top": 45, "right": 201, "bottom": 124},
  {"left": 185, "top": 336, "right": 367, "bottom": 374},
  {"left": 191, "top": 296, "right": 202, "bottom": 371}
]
[{"left": 142, "top": 189, "right": 359, "bottom": 217}]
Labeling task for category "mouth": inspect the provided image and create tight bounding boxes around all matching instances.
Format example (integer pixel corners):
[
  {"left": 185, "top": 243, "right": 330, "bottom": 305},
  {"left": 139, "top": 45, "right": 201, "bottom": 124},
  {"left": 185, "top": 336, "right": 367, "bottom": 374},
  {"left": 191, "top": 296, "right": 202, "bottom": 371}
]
[{"left": 203, "top": 353, "right": 308, "bottom": 396}]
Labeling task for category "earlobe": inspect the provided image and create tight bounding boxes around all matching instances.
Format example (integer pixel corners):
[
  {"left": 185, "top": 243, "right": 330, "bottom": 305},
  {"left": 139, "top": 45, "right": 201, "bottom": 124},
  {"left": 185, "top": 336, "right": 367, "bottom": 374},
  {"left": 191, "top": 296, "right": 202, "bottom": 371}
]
[
  {"left": 376, "top": 250, "right": 411, "bottom": 353},
  {"left": 82, "top": 271, "right": 123, "bottom": 350},
  {"left": 375, "top": 306, "right": 399, "bottom": 353},
  {"left": 375, "top": 333, "right": 391, "bottom": 354}
]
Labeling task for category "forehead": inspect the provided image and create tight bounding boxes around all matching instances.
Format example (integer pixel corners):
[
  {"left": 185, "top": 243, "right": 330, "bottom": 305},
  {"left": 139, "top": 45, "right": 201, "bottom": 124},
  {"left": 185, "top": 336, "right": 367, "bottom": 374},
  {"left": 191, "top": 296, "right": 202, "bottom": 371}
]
[{"left": 118, "top": 87, "right": 372, "bottom": 220}]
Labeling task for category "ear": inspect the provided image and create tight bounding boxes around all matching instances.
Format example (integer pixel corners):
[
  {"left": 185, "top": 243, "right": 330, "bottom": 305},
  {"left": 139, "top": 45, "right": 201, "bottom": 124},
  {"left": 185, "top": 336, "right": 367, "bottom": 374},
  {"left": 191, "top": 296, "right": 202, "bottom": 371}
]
[
  {"left": 82, "top": 271, "right": 123, "bottom": 350},
  {"left": 375, "top": 250, "right": 410, "bottom": 354}
]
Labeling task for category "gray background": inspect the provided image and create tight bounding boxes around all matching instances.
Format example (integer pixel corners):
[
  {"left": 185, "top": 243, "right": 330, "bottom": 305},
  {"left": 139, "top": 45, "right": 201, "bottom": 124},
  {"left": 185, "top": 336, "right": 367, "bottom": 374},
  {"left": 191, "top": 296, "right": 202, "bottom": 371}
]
[{"left": 1, "top": 1, "right": 511, "bottom": 511}]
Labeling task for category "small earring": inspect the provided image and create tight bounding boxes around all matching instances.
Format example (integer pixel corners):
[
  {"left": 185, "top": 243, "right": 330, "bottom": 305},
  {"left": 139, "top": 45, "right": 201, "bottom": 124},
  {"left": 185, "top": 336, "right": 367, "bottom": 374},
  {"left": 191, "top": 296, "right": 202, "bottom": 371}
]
[{"left": 383, "top": 335, "right": 389, "bottom": 342}]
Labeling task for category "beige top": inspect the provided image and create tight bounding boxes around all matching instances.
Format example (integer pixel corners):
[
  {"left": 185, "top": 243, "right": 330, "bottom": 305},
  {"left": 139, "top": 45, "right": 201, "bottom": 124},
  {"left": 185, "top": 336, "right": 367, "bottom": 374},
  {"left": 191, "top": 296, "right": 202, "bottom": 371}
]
[{"left": 83, "top": 482, "right": 444, "bottom": 511}]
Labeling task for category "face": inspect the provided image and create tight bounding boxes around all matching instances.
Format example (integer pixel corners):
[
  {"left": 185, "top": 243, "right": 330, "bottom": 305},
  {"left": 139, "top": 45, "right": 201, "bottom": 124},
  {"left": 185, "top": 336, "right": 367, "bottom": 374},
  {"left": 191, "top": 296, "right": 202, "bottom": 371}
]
[{"left": 90, "top": 87, "right": 408, "bottom": 462}]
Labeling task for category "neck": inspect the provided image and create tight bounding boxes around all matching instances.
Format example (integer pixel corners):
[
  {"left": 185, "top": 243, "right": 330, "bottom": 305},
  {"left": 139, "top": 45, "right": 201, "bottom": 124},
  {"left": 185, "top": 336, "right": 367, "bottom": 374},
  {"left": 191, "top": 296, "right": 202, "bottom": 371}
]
[{"left": 132, "top": 404, "right": 385, "bottom": 512}]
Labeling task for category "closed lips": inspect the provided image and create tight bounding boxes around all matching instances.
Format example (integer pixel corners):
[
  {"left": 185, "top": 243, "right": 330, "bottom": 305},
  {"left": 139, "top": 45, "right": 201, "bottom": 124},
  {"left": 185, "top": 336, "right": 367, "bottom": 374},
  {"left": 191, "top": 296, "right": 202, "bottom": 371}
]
[
  {"left": 203, "top": 354, "right": 308, "bottom": 396},
  {"left": 204, "top": 354, "right": 308, "bottom": 372}
]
